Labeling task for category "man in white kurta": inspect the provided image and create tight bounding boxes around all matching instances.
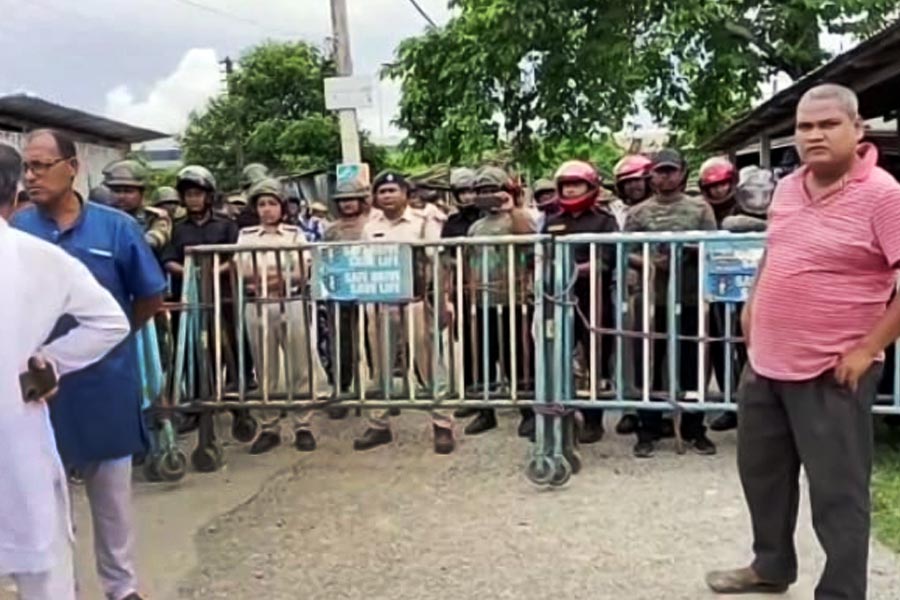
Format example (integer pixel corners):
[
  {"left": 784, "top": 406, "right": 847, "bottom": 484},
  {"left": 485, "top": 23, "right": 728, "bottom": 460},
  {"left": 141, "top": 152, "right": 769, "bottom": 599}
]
[{"left": 0, "top": 215, "right": 129, "bottom": 599}]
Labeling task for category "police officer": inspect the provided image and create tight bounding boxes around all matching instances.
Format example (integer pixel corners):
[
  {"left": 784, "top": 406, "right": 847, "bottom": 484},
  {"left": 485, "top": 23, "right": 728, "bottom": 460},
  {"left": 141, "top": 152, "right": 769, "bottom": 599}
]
[
  {"left": 543, "top": 160, "right": 619, "bottom": 444},
  {"left": 462, "top": 166, "right": 536, "bottom": 436},
  {"left": 624, "top": 148, "right": 718, "bottom": 458},
  {"left": 323, "top": 180, "right": 371, "bottom": 403},
  {"left": 161, "top": 166, "right": 237, "bottom": 297},
  {"left": 442, "top": 168, "right": 482, "bottom": 412},
  {"left": 160, "top": 166, "right": 255, "bottom": 434},
  {"left": 236, "top": 178, "right": 330, "bottom": 454},
  {"left": 152, "top": 186, "right": 187, "bottom": 225},
  {"left": 241, "top": 163, "right": 270, "bottom": 192},
  {"left": 103, "top": 159, "right": 172, "bottom": 253},
  {"left": 443, "top": 168, "right": 480, "bottom": 238},
  {"left": 354, "top": 170, "right": 455, "bottom": 454}
]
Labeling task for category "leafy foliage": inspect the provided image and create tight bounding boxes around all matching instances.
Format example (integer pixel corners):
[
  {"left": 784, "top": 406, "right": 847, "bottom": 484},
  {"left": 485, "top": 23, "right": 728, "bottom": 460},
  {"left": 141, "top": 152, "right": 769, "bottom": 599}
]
[
  {"left": 385, "top": 0, "right": 897, "bottom": 168},
  {"left": 181, "top": 41, "right": 386, "bottom": 190}
]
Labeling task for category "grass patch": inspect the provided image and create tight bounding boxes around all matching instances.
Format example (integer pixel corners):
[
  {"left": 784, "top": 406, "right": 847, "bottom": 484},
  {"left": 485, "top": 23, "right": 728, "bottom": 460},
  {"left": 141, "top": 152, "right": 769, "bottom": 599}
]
[{"left": 872, "top": 422, "right": 900, "bottom": 553}]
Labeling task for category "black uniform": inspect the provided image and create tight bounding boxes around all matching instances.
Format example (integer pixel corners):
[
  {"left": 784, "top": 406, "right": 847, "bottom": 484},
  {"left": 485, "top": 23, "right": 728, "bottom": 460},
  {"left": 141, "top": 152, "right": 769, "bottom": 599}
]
[
  {"left": 543, "top": 204, "right": 619, "bottom": 433},
  {"left": 160, "top": 213, "right": 248, "bottom": 391}
]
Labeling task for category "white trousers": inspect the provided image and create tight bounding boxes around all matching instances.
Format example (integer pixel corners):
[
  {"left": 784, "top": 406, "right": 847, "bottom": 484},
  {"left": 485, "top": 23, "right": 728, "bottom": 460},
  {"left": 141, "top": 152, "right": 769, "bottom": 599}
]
[{"left": 12, "top": 484, "right": 75, "bottom": 600}]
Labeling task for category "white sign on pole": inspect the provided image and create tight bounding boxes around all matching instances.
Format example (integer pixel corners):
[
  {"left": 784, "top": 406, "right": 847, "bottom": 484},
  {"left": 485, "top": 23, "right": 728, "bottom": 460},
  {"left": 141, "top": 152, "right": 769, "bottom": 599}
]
[{"left": 324, "top": 76, "right": 374, "bottom": 110}]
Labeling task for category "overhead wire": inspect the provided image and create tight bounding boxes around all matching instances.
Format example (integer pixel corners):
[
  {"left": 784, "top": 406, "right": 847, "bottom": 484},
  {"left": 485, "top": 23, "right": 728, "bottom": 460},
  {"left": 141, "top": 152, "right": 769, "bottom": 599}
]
[
  {"left": 406, "top": 0, "right": 438, "bottom": 27},
  {"left": 168, "top": 0, "right": 303, "bottom": 37}
]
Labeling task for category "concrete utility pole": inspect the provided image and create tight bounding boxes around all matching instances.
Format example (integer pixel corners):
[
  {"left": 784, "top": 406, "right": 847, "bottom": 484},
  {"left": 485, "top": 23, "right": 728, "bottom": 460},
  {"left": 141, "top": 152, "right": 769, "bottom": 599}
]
[{"left": 330, "top": 0, "right": 362, "bottom": 163}]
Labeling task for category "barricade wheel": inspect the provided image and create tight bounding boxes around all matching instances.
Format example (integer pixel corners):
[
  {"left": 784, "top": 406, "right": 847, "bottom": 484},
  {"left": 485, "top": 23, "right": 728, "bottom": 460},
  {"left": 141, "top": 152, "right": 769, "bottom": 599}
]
[
  {"left": 231, "top": 414, "right": 258, "bottom": 443},
  {"left": 156, "top": 449, "right": 188, "bottom": 482},
  {"left": 566, "top": 450, "right": 583, "bottom": 475},
  {"left": 191, "top": 446, "right": 221, "bottom": 473},
  {"left": 143, "top": 456, "right": 163, "bottom": 482},
  {"left": 525, "top": 455, "right": 555, "bottom": 486},
  {"left": 550, "top": 457, "right": 572, "bottom": 487}
]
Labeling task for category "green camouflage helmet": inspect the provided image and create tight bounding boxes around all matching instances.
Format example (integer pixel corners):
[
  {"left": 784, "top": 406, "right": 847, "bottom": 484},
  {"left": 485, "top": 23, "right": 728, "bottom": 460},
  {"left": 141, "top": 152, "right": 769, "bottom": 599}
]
[
  {"left": 176, "top": 165, "right": 217, "bottom": 193},
  {"left": 332, "top": 179, "right": 369, "bottom": 201},
  {"left": 247, "top": 177, "right": 285, "bottom": 205},
  {"left": 533, "top": 178, "right": 555, "bottom": 195},
  {"left": 241, "top": 163, "right": 270, "bottom": 191},
  {"left": 449, "top": 167, "right": 476, "bottom": 191},
  {"left": 152, "top": 186, "right": 180, "bottom": 205},
  {"left": 103, "top": 159, "right": 147, "bottom": 188},
  {"left": 474, "top": 165, "right": 510, "bottom": 189}
]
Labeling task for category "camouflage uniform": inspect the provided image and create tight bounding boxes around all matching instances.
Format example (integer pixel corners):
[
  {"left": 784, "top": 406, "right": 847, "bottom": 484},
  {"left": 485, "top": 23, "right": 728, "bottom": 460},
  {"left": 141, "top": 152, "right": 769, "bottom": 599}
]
[
  {"left": 624, "top": 191, "right": 717, "bottom": 447},
  {"left": 323, "top": 180, "right": 371, "bottom": 393},
  {"left": 462, "top": 166, "right": 537, "bottom": 434}
]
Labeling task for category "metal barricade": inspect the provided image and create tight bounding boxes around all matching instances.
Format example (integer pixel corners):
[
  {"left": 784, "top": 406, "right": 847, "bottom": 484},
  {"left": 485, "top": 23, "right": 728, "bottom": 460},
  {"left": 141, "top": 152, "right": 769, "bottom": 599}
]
[
  {"left": 168, "top": 236, "right": 556, "bottom": 477},
  {"left": 547, "top": 231, "right": 900, "bottom": 464},
  {"left": 159, "top": 231, "right": 900, "bottom": 486}
]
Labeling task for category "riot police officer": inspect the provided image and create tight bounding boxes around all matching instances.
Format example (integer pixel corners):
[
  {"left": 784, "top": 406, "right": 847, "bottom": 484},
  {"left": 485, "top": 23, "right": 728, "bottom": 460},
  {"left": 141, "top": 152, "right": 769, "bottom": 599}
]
[{"left": 103, "top": 159, "right": 172, "bottom": 252}]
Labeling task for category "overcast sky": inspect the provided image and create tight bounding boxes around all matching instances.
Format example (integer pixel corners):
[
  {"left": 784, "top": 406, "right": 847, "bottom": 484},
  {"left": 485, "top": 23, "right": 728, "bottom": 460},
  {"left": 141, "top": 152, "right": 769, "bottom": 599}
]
[{"left": 1, "top": 0, "right": 452, "bottom": 143}]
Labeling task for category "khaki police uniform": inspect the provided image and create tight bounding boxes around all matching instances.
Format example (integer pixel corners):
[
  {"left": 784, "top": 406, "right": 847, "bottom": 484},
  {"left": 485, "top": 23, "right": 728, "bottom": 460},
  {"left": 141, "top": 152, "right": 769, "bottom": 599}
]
[
  {"left": 361, "top": 207, "right": 451, "bottom": 430},
  {"left": 236, "top": 223, "right": 330, "bottom": 431}
]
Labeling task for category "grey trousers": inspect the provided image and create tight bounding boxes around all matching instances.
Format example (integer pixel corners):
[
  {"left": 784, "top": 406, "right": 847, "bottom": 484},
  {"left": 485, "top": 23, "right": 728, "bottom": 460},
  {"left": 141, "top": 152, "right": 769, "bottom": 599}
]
[
  {"left": 737, "top": 364, "right": 880, "bottom": 600},
  {"left": 80, "top": 457, "right": 138, "bottom": 600}
]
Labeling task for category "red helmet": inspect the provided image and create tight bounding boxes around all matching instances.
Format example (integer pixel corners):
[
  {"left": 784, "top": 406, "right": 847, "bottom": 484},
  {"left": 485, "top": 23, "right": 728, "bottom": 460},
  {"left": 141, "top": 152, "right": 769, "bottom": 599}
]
[
  {"left": 699, "top": 157, "right": 737, "bottom": 187},
  {"left": 614, "top": 155, "right": 653, "bottom": 182},
  {"left": 698, "top": 157, "right": 737, "bottom": 205},
  {"left": 554, "top": 160, "right": 600, "bottom": 213}
]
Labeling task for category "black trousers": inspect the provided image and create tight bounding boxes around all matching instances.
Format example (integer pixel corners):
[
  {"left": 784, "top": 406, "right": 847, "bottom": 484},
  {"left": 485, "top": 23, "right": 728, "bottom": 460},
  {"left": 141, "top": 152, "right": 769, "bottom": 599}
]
[
  {"left": 709, "top": 302, "right": 746, "bottom": 400},
  {"left": 473, "top": 305, "right": 535, "bottom": 391},
  {"left": 737, "top": 365, "right": 880, "bottom": 600},
  {"left": 573, "top": 279, "right": 614, "bottom": 424},
  {"left": 632, "top": 301, "right": 705, "bottom": 442},
  {"left": 328, "top": 303, "right": 369, "bottom": 392}
]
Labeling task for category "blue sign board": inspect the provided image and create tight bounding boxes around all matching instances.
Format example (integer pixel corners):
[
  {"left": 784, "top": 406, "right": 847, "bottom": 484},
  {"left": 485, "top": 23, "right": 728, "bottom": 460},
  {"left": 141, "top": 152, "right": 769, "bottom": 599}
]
[
  {"left": 705, "top": 239, "right": 765, "bottom": 303},
  {"left": 313, "top": 244, "right": 414, "bottom": 303}
]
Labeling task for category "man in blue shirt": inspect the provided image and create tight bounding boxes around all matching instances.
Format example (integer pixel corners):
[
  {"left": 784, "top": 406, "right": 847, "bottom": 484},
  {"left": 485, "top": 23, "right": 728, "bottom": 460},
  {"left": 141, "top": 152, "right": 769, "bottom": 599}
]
[{"left": 13, "top": 129, "right": 165, "bottom": 600}]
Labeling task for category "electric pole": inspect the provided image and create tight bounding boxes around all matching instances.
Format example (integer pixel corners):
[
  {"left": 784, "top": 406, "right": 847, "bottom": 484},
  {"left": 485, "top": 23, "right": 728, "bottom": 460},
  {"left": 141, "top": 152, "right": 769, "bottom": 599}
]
[{"left": 330, "top": 0, "right": 362, "bottom": 163}]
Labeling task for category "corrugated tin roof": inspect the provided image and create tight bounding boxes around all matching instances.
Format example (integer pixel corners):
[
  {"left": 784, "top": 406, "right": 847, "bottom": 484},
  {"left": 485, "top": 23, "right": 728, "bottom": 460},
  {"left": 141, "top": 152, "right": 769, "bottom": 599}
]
[
  {"left": 0, "top": 94, "right": 167, "bottom": 144},
  {"left": 706, "top": 19, "right": 900, "bottom": 152}
]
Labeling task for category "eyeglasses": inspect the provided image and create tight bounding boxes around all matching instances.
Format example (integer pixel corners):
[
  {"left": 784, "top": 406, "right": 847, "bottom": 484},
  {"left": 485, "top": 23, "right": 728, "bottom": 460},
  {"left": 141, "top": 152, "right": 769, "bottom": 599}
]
[{"left": 22, "top": 157, "right": 71, "bottom": 176}]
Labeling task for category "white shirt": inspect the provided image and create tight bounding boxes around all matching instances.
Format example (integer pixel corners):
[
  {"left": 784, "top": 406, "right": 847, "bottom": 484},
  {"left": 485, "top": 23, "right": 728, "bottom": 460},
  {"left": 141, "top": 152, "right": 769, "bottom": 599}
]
[{"left": 0, "top": 219, "right": 129, "bottom": 575}]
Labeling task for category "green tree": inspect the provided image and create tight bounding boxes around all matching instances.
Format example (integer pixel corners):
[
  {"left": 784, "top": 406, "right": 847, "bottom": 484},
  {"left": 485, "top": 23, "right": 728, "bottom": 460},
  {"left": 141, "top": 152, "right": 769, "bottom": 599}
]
[
  {"left": 385, "top": 0, "right": 897, "bottom": 165},
  {"left": 181, "top": 41, "right": 385, "bottom": 191}
]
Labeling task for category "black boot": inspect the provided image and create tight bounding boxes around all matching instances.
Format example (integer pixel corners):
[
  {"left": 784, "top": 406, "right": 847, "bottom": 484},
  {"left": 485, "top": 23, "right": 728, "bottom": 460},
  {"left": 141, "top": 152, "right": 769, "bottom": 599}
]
[
  {"left": 464, "top": 410, "right": 498, "bottom": 435},
  {"left": 249, "top": 430, "right": 281, "bottom": 455},
  {"left": 294, "top": 429, "right": 317, "bottom": 452},
  {"left": 518, "top": 409, "right": 535, "bottom": 441},
  {"left": 710, "top": 411, "right": 738, "bottom": 432},
  {"left": 433, "top": 425, "right": 455, "bottom": 455},
  {"left": 353, "top": 428, "right": 393, "bottom": 451},
  {"left": 327, "top": 407, "right": 349, "bottom": 420},
  {"left": 454, "top": 407, "right": 478, "bottom": 418},
  {"left": 615, "top": 413, "right": 639, "bottom": 435},
  {"left": 578, "top": 410, "right": 605, "bottom": 444}
]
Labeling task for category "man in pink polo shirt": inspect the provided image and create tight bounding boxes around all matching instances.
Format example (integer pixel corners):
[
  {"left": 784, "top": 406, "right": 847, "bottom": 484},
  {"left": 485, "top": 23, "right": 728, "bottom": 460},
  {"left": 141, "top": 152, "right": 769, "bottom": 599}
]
[{"left": 706, "top": 84, "right": 900, "bottom": 598}]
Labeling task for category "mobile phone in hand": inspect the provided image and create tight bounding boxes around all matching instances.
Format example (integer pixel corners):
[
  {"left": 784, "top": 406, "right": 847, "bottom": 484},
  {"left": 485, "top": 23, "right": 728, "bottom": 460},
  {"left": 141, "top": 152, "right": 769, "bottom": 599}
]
[{"left": 20, "top": 357, "right": 58, "bottom": 403}]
